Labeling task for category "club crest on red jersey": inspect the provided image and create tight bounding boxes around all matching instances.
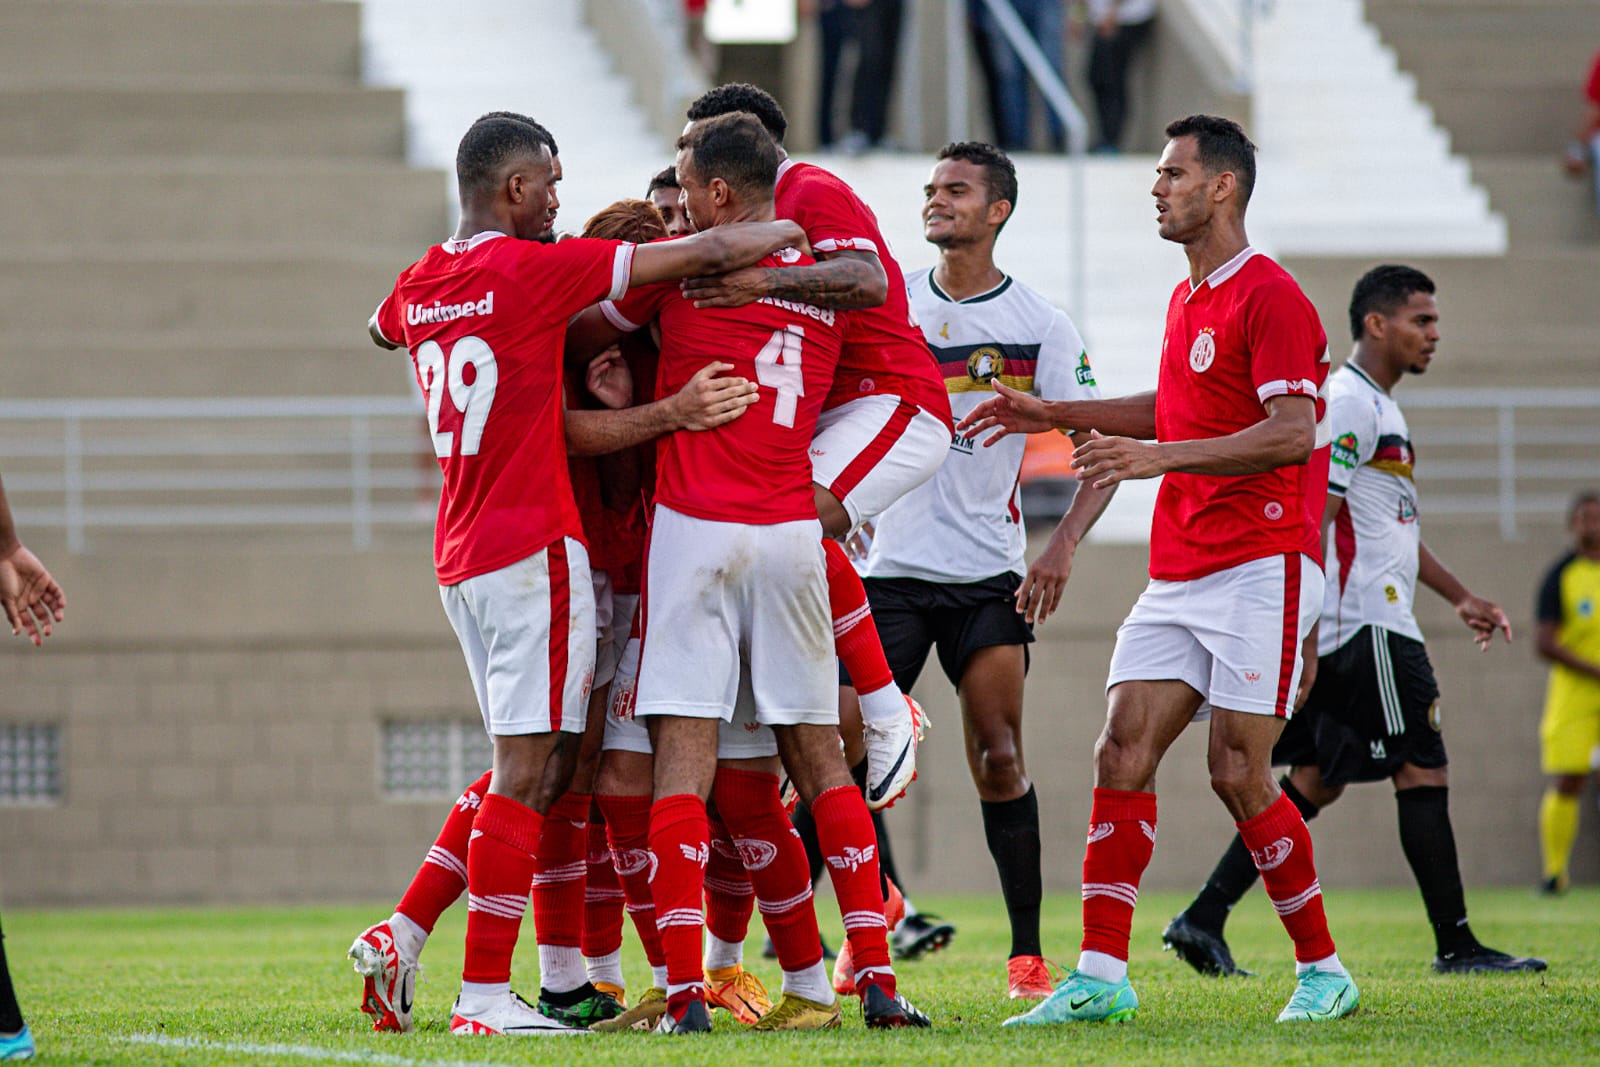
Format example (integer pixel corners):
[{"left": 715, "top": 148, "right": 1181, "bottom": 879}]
[{"left": 1189, "top": 327, "right": 1217, "bottom": 373}]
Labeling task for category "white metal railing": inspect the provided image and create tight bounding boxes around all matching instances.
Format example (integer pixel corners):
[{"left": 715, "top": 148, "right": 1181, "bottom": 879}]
[
  {"left": 0, "top": 398, "right": 437, "bottom": 552},
  {"left": 1402, "top": 388, "right": 1600, "bottom": 540}
]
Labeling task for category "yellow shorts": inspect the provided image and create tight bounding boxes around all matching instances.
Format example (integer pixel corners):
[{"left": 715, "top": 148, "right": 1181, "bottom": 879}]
[{"left": 1540, "top": 697, "right": 1600, "bottom": 775}]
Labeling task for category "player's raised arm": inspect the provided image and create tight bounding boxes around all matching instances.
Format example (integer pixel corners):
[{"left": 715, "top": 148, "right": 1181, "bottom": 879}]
[
  {"left": 627, "top": 219, "right": 805, "bottom": 288},
  {"left": 680, "top": 247, "right": 888, "bottom": 311},
  {"left": 959, "top": 383, "right": 1158, "bottom": 447}
]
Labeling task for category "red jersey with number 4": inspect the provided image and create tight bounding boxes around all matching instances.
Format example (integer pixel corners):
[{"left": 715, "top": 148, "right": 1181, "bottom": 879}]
[
  {"left": 602, "top": 248, "right": 844, "bottom": 524},
  {"left": 775, "top": 159, "right": 953, "bottom": 429},
  {"left": 1150, "top": 248, "right": 1331, "bottom": 581},
  {"left": 372, "top": 231, "right": 635, "bottom": 584}
]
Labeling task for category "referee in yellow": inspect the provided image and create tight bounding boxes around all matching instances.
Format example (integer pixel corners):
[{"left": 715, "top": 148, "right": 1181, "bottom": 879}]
[{"left": 1536, "top": 490, "right": 1600, "bottom": 893}]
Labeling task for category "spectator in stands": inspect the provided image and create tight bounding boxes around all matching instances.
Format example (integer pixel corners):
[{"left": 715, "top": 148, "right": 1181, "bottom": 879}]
[
  {"left": 979, "top": 0, "right": 1066, "bottom": 151},
  {"left": 0, "top": 469, "right": 68, "bottom": 1063},
  {"left": 809, "top": 0, "right": 906, "bottom": 154},
  {"left": 1534, "top": 490, "right": 1600, "bottom": 895},
  {"left": 1085, "top": 0, "right": 1156, "bottom": 154},
  {"left": 1561, "top": 47, "right": 1600, "bottom": 216}
]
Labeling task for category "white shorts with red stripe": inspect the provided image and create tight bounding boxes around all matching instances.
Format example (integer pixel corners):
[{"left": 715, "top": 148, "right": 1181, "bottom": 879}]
[
  {"left": 1106, "top": 552, "right": 1323, "bottom": 719},
  {"left": 590, "top": 568, "right": 635, "bottom": 691},
  {"left": 439, "top": 537, "right": 595, "bottom": 737},
  {"left": 810, "top": 393, "right": 949, "bottom": 531},
  {"left": 634, "top": 505, "right": 838, "bottom": 728}
]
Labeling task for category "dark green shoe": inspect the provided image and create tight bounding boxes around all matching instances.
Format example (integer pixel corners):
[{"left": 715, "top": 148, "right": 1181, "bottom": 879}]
[{"left": 537, "top": 983, "right": 625, "bottom": 1029}]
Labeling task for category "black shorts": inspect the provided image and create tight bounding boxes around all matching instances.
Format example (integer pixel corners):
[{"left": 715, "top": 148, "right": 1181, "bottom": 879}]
[
  {"left": 1272, "top": 625, "right": 1446, "bottom": 786},
  {"left": 838, "top": 573, "right": 1034, "bottom": 691}
]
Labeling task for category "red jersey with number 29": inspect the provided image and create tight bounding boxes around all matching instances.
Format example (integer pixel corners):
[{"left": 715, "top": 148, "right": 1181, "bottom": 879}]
[
  {"left": 1150, "top": 248, "right": 1331, "bottom": 581},
  {"left": 372, "top": 231, "right": 635, "bottom": 585},
  {"left": 601, "top": 248, "right": 843, "bottom": 525},
  {"left": 775, "top": 160, "right": 952, "bottom": 430}
]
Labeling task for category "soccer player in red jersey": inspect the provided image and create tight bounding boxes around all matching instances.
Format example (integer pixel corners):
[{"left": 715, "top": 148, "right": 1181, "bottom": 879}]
[
  {"left": 962, "top": 115, "right": 1358, "bottom": 1026},
  {"left": 683, "top": 85, "right": 952, "bottom": 817},
  {"left": 571, "top": 112, "right": 931, "bottom": 1034},
  {"left": 354, "top": 112, "right": 803, "bottom": 1038},
  {"left": 646, "top": 167, "right": 694, "bottom": 238}
]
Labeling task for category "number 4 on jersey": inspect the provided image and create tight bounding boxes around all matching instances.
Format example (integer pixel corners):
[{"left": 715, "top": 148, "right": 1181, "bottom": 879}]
[
  {"left": 754, "top": 325, "right": 804, "bottom": 427},
  {"left": 414, "top": 336, "right": 498, "bottom": 457}
]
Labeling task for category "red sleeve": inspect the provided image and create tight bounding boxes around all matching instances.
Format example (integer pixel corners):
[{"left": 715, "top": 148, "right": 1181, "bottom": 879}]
[
  {"left": 1587, "top": 50, "right": 1600, "bottom": 106},
  {"left": 371, "top": 274, "right": 406, "bottom": 347},
  {"left": 518, "top": 238, "right": 637, "bottom": 324},
  {"left": 788, "top": 173, "right": 884, "bottom": 258},
  {"left": 602, "top": 279, "right": 673, "bottom": 332},
  {"left": 1245, "top": 280, "right": 1325, "bottom": 408}
]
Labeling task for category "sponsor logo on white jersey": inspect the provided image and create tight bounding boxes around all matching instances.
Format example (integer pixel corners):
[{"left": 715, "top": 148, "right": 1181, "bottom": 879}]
[
  {"left": 1087, "top": 822, "right": 1115, "bottom": 844},
  {"left": 826, "top": 844, "right": 876, "bottom": 872},
  {"left": 1251, "top": 836, "right": 1294, "bottom": 871},
  {"left": 408, "top": 292, "right": 494, "bottom": 325}
]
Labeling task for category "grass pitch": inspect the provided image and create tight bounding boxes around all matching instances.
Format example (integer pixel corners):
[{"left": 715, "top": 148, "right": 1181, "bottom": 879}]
[{"left": 10, "top": 887, "right": 1597, "bottom": 1066}]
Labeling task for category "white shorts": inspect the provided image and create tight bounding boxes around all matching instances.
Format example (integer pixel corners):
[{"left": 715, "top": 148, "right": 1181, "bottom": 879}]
[
  {"left": 635, "top": 505, "right": 838, "bottom": 728},
  {"left": 439, "top": 537, "right": 596, "bottom": 737},
  {"left": 603, "top": 629, "right": 780, "bottom": 760},
  {"left": 810, "top": 393, "right": 949, "bottom": 531},
  {"left": 591, "top": 568, "right": 635, "bottom": 691},
  {"left": 1106, "top": 552, "right": 1324, "bottom": 719}
]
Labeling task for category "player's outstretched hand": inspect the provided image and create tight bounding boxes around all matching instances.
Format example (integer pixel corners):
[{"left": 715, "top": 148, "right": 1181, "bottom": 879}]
[
  {"left": 0, "top": 542, "right": 65, "bottom": 646},
  {"left": 680, "top": 266, "right": 770, "bottom": 309},
  {"left": 1070, "top": 429, "right": 1166, "bottom": 488},
  {"left": 1016, "top": 535, "right": 1075, "bottom": 624},
  {"left": 671, "top": 362, "right": 760, "bottom": 431},
  {"left": 1455, "top": 593, "right": 1512, "bottom": 651},
  {"left": 956, "top": 381, "right": 1057, "bottom": 446},
  {"left": 585, "top": 346, "right": 633, "bottom": 410}
]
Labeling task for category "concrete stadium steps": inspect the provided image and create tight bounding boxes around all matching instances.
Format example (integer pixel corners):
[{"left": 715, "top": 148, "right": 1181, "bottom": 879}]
[
  {"left": 0, "top": 255, "right": 414, "bottom": 340},
  {"left": 1470, "top": 157, "right": 1600, "bottom": 248},
  {"left": 0, "top": 1, "right": 362, "bottom": 86},
  {"left": 19, "top": 339, "right": 420, "bottom": 398},
  {"left": 0, "top": 162, "right": 446, "bottom": 251},
  {"left": 0, "top": 85, "right": 409, "bottom": 160},
  {"left": 1365, "top": 0, "right": 1596, "bottom": 154}
]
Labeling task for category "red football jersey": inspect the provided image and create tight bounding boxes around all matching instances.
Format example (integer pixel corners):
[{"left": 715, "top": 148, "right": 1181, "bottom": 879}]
[
  {"left": 1149, "top": 249, "right": 1330, "bottom": 581},
  {"left": 372, "top": 231, "right": 635, "bottom": 584},
  {"left": 569, "top": 332, "right": 658, "bottom": 594},
  {"left": 602, "top": 248, "right": 845, "bottom": 524},
  {"left": 775, "top": 159, "right": 953, "bottom": 429}
]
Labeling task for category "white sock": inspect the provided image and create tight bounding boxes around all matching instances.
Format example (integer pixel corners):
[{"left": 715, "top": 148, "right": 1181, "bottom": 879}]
[
  {"left": 651, "top": 965, "right": 670, "bottom": 989},
  {"left": 538, "top": 944, "right": 587, "bottom": 994},
  {"left": 1297, "top": 952, "right": 1345, "bottom": 977},
  {"left": 585, "top": 949, "right": 624, "bottom": 989},
  {"left": 456, "top": 980, "right": 509, "bottom": 1013},
  {"left": 703, "top": 932, "right": 744, "bottom": 972},
  {"left": 666, "top": 980, "right": 703, "bottom": 998},
  {"left": 1076, "top": 950, "right": 1128, "bottom": 983},
  {"left": 388, "top": 912, "right": 427, "bottom": 961},
  {"left": 781, "top": 961, "right": 835, "bottom": 1005},
  {"left": 858, "top": 683, "right": 906, "bottom": 726}
]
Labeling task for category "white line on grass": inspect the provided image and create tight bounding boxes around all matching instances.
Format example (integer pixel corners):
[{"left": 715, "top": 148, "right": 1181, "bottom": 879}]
[{"left": 128, "top": 1033, "right": 516, "bottom": 1067}]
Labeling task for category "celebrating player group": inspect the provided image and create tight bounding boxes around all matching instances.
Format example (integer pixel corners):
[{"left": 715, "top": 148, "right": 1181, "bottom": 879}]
[{"left": 348, "top": 84, "right": 1537, "bottom": 1038}]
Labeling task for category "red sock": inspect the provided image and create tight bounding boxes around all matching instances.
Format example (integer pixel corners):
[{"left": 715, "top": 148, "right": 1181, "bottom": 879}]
[
  {"left": 1238, "top": 790, "right": 1337, "bottom": 963},
  {"left": 714, "top": 768, "right": 822, "bottom": 972},
  {"left": 462, "top": 792, "right": 542, "bottom": 985},
  {"left": 597, "top": 793, "right": 665, "bottom": 969},
  {"left": 582, "top": 809, "right": 625, "bottom": 959},
  {"left": 1079, "top": 788, "right": 1158, "bottom": 961},
  {"left": 705, "top": 810, "right": 756, "bottom": 948},
  {"left": 397, "top": 770, "right": 490, "bottom": 932},
  {"left": 823, "top": 538, "right": 894, "bottom": 696},
  {"left": 532, "top": 792, "right": 589, "bottom": 955},
  {"left": 648, "top": 793, "right": 710, "bottom": 998},
  {"left": 811, "top": 784, "right": 894, "bottom": 996}
]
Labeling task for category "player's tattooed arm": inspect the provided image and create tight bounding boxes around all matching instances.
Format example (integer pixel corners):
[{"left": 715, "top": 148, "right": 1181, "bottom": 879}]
[
  {"left": 566, "top": 363, "right": 759, "bottom": 457},
  {"left": 680, "top": 249, "right": 888, "bottom": 310},
  {"left": 629, "top": 220, "right": 808, "bottom": 287}
]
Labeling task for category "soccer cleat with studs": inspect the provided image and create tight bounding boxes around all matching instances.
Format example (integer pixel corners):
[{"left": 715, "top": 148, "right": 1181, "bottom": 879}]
[
  {"left": 861, "top": 983, "right": 932, "bottom": 1029},
  {"left": 704, "top": 964, "right": 772, "bottom": 1025},
  {"left": 590, "top": 986, "right": 665, "bottom": 1032},
  {"left": 1002, "top": 970, "right": 1138, "bottom": 1026},
  {"left": 1161, "top": 911, "right": 1252, "bottom": 977},
  {"left": 348, "top": 922, "right": 418, "bottom": 1032},
  {"left": 750, "top": 991, "right": 842, "bottom": 1031},
  {"left": 448, "top": 990, "right": 588, "bottom": 1035}
]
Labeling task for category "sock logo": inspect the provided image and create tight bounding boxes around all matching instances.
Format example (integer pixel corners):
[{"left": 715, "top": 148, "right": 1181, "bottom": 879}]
[
  {"left": 587, "top": 848, "right": 612, "bottom": 866},
  {"left": 734, "top": 838, "right": 779, "bottom": 871},
  {"left": 612, "top": 847, "right": 652, "bottom": 877},
  {"left": 710, "top": 838, "right": 741, "bottom": 861},
  {"left": 1086, "top": 822, "right": 1115, "bottom": 844},
  {"left": 825, "top": 844, "right": 876, "bottom": 872},
  {"left": 1139, "top": 820, "right": 1157, "bottom": 843},
  {"left": 1251, "top": 836, "right": 1294, "bottom": 871},
  {"left": 455, "top": 788, "right": 483, "bottom": 814},
  {"left": 679, "top": 842, "right": 709, "bottom": 867}
]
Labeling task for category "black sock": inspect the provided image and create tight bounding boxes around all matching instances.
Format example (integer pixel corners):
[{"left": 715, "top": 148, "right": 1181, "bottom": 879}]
[
  {"left": 1186, "top": 776, "right": 1319, "bottom": 932},
  {"left": 539, "top": 981, "right": 598, "bottom": 1008},
  {"left": 872, "top": 807, "right": 900, "bottom": 902},
  {"left": 981, "top": 786, "right": 1043, "bottom": 958},
  {"left": 0, "top": 917, "right": 25, "bottom": 1034},
  {"left": 1396, "top": 785, "right": 1474, "bottom": 956},
  {"left": 791, "top": 800, "right": 825, "bottom": 886}
]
